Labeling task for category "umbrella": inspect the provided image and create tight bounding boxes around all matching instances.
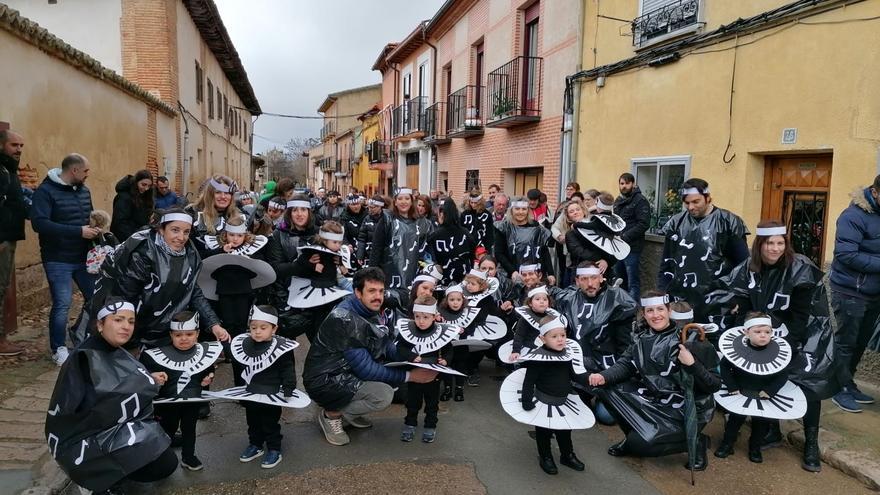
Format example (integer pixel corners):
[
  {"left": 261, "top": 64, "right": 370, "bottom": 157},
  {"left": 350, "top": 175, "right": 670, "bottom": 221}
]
[{"left": 680, "top": 323, "right": 706, "bottom": 486}]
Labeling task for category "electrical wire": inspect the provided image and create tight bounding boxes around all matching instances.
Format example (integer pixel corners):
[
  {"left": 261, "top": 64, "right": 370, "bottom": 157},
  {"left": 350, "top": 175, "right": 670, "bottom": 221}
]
[{"left": 722, "top": 37, "right": 738, "bottom": 164}]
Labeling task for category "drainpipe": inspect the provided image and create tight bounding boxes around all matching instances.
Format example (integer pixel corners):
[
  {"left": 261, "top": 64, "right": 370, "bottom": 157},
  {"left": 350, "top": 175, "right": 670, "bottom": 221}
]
[
  {"left": 559, "top": 1, "right": 588, "bottom": 202},
  {"left": 423, "top": 21, "right": 438, "bottom": 191},
  {"left": 250, "top": 114, "right": 260, "bottom": 189},
  {"left": 177, "top": 101, "right": 191, "bottom": 196}
]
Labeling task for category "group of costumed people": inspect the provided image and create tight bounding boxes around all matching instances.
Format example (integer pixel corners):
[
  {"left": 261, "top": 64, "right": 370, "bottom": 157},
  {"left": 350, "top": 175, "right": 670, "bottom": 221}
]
[{"left": 43, "top": 176, "right": 844, "bottom": 493}]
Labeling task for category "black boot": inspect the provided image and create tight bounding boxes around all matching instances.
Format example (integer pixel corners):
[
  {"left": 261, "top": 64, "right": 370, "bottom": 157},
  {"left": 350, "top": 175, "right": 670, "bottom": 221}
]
[
  {"left": 539, "top": 455, "right": 558, "bottom": 475},
  {"left": 453, "top": 386, "right": 464, "bottom": 402},
  {"left": 713, "top": 440, "right": 734, "bottom": 458},
  {"left": 607, "top": 439, "right": 628, "bottom": 457},
  {"left": 440, "top": 385, "right": 452, "bottom": 402},
  {"left": 748, "top": 431, "right": 763, "bottom": 463},
  {"left": 560, "top": 452, "right": 585, "bottom": 471},
  {"left": 761, "top": 419, "right": 783, "bottom": 450},
  {"left": 802, "top": 427, "right": 821, "bottom": 472},
  {"left": 684, "top": 434, "right": 709, "bottom": 471}
]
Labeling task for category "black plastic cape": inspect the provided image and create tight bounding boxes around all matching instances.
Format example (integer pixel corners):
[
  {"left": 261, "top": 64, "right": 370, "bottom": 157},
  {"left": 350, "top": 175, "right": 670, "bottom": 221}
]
[
  {"left": 461, "top": 208, "right": 494, "bottom": 252},
  {"left": 706, "top": 254, "right": 844, "bottom": 400},
  {"left": 45, "top": 336, "right": 169, "bottom": 492},
  {"left": 596, "top": 324, "right": 721, "bottom": 457},
  {"left": 370, "top": 211, "right": 432, "bottom": 289},
  {"left": 494, "top": 219, "right": 552, "bottom": 275},
  {"left": 425, "top": 223, "right": 476, "bottom": 286}
]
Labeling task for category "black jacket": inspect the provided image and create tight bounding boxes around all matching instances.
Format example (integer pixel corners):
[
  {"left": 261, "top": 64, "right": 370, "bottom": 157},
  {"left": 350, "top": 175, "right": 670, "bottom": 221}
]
[
  {"left": 264, "top": 224, "right": 316, "bottom": 309},
  {"left": 356, "top": 211, "right": 383, "bottom": 264},
  {"left": 614, "top": 187, "right": 652, "bottom": 251},
  {"left": 425, "top": 223, "right": 476, "bottom": 285},
  {"left": 110, "top": 175, "right": 153, "bottom": 242},
  {"left": 0, "top": 153, "right": 27, "bottom": 242},
  {"left": 340, "top": 208, "right": 367, "bottom": 248},
  {"left": 30, "top": 168, "right": 93, "bottom": 263}
]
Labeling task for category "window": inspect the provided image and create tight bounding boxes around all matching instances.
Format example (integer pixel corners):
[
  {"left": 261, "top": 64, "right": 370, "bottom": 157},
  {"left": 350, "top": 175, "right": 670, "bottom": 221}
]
[
  {"left": 223, "top": 95, "right": 228, "bottom": 127},
  {"left": 630, "top": 155, "right": 690, "bottom": 233},
  {"left": 195, "top": 61, "right": 203, "bottom": 103},
  {"left": 216, "top": 88, "right": 222, "bottom": 118},
  {"left": 633, "top": 0, "right": 700, "bottom": 48},
  {"left": 418, "top": 62, "right": 429, "bottom": 99},
  {"left": 207, "top": 79, "right": 214, "bottom": 119},
  {"left": 402, "top": 73, "right": 412, "bottom": 101},
  {"left": 465, "top": 169, "right": 480, "bottom": 192},
  {"left": 243, "top": 122, "right": 248, "bottom": 143}
]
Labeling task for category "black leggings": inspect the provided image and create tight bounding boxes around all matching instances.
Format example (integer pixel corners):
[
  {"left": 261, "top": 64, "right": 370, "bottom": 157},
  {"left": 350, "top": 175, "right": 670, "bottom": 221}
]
[
  {"left": 245, "top": 402, "right": 283, "bottom": 451},
  {"left": 535, "top": 426, "right": 573, "bottom": 458},
  {"left": 155, "top": 403, "right": 200, "bottom": 458},
  {"left": 405, "top": 380, "right": 441, "bottom": 428},
  {"left": 126, "top": 447, "right": 178, "bottom": 483}
]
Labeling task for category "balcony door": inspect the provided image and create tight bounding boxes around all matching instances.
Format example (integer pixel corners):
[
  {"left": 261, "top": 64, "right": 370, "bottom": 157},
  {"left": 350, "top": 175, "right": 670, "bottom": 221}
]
[
  {"left": 523, "top": 3, "right": 540, "bottom": 115},
  {"left": 474, "top": 42, "right": 484, "bottom": 119}
]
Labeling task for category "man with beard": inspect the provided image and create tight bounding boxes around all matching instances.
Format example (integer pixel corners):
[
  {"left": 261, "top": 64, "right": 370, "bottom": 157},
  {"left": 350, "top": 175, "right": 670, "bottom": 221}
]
[
  {"left": 614, "top": 173, "right": 652, "bottom": 300},
  {"left": 657, "top": 178, "right": 749, "bottom": 322},
  {"left": 0, "top": 130, "right": 27, "bottom": 356},
  {"left": 303, "top": 268, "right": 438, "bottom": 446}
]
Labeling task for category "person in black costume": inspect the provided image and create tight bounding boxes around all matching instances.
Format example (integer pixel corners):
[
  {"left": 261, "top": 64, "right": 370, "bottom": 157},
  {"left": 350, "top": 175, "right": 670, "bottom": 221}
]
[
  {"left": 589, "top": 291, "right": 721, "bottom": 471},
  {"left": 185, "top": 174, "right": 245, "bottom": 258},
  {"left": 340, "top": 195, "right": 366, "bottom": 260},
  {"left": 566, "top": 192, "right": 628, "bottom": 276},
  {"left": 427, "top": 199, "right": 476, "bottom": 286},
  {"left": 494, "top": 196, "right": 555, "bottom": 285},
  {"left": 110, "top": 169, "right": 154, "bottom": 242},
  {"left": 461, "top": 188, "right": 495, "bottom": 253},
  {"left": 369, "top": 187, "right": 432, "bottom": 289},
  {"left": 355, "top": 195, "right": 386, "bottom": 267},
  {"left": 45, "top": 298, "right": 177, "bottom": 494}
]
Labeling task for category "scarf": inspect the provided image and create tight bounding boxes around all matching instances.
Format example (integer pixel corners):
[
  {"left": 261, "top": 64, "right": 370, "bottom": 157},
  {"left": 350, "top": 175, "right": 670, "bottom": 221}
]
[{"left": 155, "top": 232, "right": 186, "bottom": 257}]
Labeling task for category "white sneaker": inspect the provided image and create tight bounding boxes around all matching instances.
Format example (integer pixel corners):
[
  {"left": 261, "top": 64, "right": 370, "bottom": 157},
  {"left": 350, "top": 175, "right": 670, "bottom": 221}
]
[{"left": 53, "top": 347, "right": 69, "bottom": 366}]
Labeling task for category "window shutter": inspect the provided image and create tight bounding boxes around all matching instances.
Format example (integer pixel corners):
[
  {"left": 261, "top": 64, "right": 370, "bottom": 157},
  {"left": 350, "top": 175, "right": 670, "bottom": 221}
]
[{"left": 641, "top": 0, "right": 676, "bottom": 15}]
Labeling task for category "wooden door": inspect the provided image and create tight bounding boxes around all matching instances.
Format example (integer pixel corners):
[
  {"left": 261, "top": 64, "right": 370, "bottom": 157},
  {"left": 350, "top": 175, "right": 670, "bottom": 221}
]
[
  {"left": 514, "top": 167, "right": 544, "bottom": 196},
  {"left": 406, "top": 165, "right": 420, "bottom": 191},
  {"left": 762, "top": 155, "right": 832, "bottom": 265}
]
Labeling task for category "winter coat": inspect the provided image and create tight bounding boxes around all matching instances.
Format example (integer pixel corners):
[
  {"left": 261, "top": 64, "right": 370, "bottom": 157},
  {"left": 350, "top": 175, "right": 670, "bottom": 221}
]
[
  {"left": 614, "top": 187, "right": 652, "bottom": 251},
  {"left": 340, "top": 207, "right": 367, "bottom": 248},
  {"left": 154, "top": 190, "right": 179, "bottom": 210},
  {"left": 317, "top": 203, "right": 344, "bottom": 224},
  {"left": 830, "top": 186, "right": 880, "bottom": 299},
  {"left": 303, "top": 296, "right": 405, "bottom": 411},
  {"left": 110, "top": 175, "right": 153, "bottom": 242},
  {"left": 356, "top": 211, "right": 383, "bottom": 264},
  {"left": 0, "top": 152, "right": 27, "bottom": 242},
  {"left": 30, "top": 168, "right": 93, "bottom": 263}
]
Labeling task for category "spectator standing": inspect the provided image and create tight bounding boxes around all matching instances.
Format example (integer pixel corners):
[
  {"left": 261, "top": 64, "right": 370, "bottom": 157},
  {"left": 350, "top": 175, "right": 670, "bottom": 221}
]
[
  {"left": 154, "top": 176, "right": 180, "bottom": 210},
  {"left": 110, "top": 169, "right": 154, "bottom": 241},
  {"left": 486, "top": 183, "right": 501, "bottom": 210},
  {"left": 31, "top": 153, "right": 96, "bottom": 365},
  {"left": 492, "top": 193, "right": 509, "bottom": 222},
  {"left": 0, "top": 130, "right": 27, "bottom": 356},
  {"left": 830, "top": 174, "right": 880, "bottom": 413},
  {"left": 527, "top": 189, "right": 550, "bottom": 226},
  {"left": 613, "top": 173, "right": 652, "bottom": 300}
]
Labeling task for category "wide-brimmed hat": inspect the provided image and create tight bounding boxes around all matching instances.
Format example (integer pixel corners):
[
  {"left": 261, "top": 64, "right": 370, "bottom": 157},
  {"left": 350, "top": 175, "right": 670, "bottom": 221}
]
[{"left": 198, "top": 254, "right": 276, "bottom": 301}]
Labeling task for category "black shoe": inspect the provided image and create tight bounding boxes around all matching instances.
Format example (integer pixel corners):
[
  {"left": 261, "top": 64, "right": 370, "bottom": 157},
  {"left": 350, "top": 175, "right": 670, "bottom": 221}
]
[
  {"left": 714, "top": 441, "right": 734, "bottom": 458},
  {"left": 170, "top": 432, "right": 183, "bottom": 448},
  {"left": 761, "top": 420, "right": 783, "bottom": 450},
  {"left": 539, "top": 455, "right": 558, "bottom": 475},
  {"left": 559, "top": 452, "right": 585, "bottom": 471},
  {"left": 802, "top": 427, "right": 821, "bottom": 472},
  {"left": 181, "top": 455, "right": 204, "bottom": 471},
  {"left": 453, "top": 386, "right": 464, "bottom": 402},
  {"left": 684, "top": 434, "right": 709, "bottom": 471},
  {"left": 440, "top": 386, "right": 452, "bottom": 402},
  {"left": 198, "top": 403, "right": 211, "bottom": 420},
  {"left": 607, "top": 440, "right": 627, "bottom": 457},
  {"left": 748, "top": 448, "right": 763, "bottom": 463}
]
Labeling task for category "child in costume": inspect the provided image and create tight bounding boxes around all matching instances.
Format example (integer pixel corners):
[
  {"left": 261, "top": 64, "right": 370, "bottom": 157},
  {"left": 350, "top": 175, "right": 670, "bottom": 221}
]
[
  {"left": 395, "top": 295, "right": 458, "bottom": 443},
  {"left": 140, "top": 311, "right": 222, "bottom": 471},
  {"left": 461, "top": 268, "right": 508, "bottom": 384},
  {"left": 502, "top": 315, "right": 593, "bottom": 475},
  {"left": 438, "top": 285, "right": 483, "bottom": 402},
  {"left": 714, "top": 312, "right": 805, "bottom": 463},
  {"left": 505, "top": 285, "right": 566, "bottom": 362},
  {"left": 286, "top": 220, "right": 351, "bottom": 310}
]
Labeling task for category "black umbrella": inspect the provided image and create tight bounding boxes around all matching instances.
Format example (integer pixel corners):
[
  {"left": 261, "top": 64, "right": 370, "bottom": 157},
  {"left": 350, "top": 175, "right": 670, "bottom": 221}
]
[{"left": 680, "top": 323, "right": 706, "bottom": 486}]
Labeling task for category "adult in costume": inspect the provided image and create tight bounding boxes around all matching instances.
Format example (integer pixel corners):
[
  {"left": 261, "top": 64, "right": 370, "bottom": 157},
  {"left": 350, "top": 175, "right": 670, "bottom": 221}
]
[
  {"left": 340, "top": 195, "right": 367, "bottom": 257},
  {"left": 657, "top": 178, "right": 749, "bottom": 322},
  {"left": 355, "top": 195, "right": 386, "bottom": 267},
  {"left": 494, "top": 196, "right": 554, "bottom": 283},
  {"left": 185, "top": 174, "right": 245, "bottom": 257},
  {"left": 426, "top": 199, "right": 476, "bottom": 286},
  {"left": 460, "top": 188, "right": 494, "bottom": 253},
  {"left": 45, "top": 299, "right": 176, "bottom": 493},
  {"left": 566, "top": 194, "right": 630, "bottom": 274},
  {"left": 369, "top": 188, "right": 432, "bottom": 289},
  {"left": 93, "top": 208, "right": 228, "bottom": 349}
]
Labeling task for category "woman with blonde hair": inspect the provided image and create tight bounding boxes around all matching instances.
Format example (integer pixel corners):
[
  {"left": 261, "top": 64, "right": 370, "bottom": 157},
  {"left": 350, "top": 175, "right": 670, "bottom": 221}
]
[
  {"left": 186, "top": 174, "right": 244, "bottom": 256},
  {"left": 551, "top": 200, "right": 586, "bottom": 287}
]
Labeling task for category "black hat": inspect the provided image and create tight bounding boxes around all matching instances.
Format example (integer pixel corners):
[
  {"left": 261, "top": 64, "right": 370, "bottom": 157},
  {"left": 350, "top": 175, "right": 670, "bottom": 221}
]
[{"left": 526, "top": 188, "right": 541, "bottom": 200}]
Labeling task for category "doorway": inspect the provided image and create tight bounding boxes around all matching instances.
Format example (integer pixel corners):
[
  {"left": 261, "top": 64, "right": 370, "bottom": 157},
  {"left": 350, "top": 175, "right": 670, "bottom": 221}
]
[
  {"left": 513, "top": 167, "right": 544, "bottom": 196},
  {"left": 761, "top": 154, "right": 832, "bottom": 265}
]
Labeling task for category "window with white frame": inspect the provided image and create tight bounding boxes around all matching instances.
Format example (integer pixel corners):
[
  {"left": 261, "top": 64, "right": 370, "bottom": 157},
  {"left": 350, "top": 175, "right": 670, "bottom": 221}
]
[
  {"left": 631, "top": 155, "right": 690, "bottom": 233},
  {"left": 634, "top": 0, "right": 701, "bottom": 49}
]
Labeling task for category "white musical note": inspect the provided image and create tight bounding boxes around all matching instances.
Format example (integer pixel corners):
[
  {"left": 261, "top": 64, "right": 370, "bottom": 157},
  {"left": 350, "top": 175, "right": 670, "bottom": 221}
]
[
  {"left": 679, "top": 238, "right": 694, "bottom": 250},
  {"left": 767, "top": 292, "right": 790, "bottom": 310},
  {"left": 575, "top": 324, "right": 584, "bottom": 341},
  {"left": 593, "top": 324, "right": 607, "bottom": 341},
  {"left": 683, "top": 272, "right": 698, "bottom": 288},
  {"left": 74, "top": 439, "right": 88, "bottom": 465},
  {"left": 458, "top": 235, "right": 466, "bottom": 246},
  {"left": 47, "top": 404, "right": 60, "bottom": 416},
  {"left": 408, "top": 240, "right": 418, "bottom": 252},
  {"left": 577, "top": 303, "right": 594, "bottom": 319},
  {"left": 748, "top": 272, "right": 756, "bottom": 289},
  {"left": 678, "top": 256, "right": 687, "bottom": 267},
  {"left": 181, "top": 267, "right": 193, "bottom": 284},
  {"left": 714, "top": 261, "right": 725, "bottom": 276},
  {"left": 153, "top": 300, "right": 172, "bottom": 316},
  {"left": 402, "top": 259, "right": 410, "bottom": 273},
  {"left": 137, "top": 368, "right": 155, "bottom": 384},
  {"left": 126, "top": 422, "right": 137, "bottom": 446},
  {"left": 671, "top": 234, "right": 679, "bottom": 241},
  {"left": 436, "top": 240, "right": 449, "bottom": 252},
  {"left": 803, "top": 352, "right": 814, "bottom": 373},
  {"left": 523, "top": 246, "right": 531, "bottom": 258},
  {"left": 47, "top": 433, "right": 59, "bottom": 459},
  {"left": 659, "top": 360, "right": 676, "bottom": 376},
  {"left": 700, "top": 247, "right": 711, "bottom": 261},
  {"left": 118, "top": 393, "right": 140, "bottom": 423},
  {"left": 391, "top": 275, "right": 402, "bottom": 287}
]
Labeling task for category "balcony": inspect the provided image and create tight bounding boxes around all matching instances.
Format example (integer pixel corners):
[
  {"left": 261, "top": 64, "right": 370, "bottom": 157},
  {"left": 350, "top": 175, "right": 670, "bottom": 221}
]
[
  {"left": 423, "top": 102, "right": 450, "bottom": 145},
  {"left": 318, "top": 157, "right": 333, "bottom": 171},
  {"left": 446, "top": 85, "right": 485, "bottom": 139},
  {"left": 632, "top": 0, "right": 700, "bottom": 49},
  {"left": 367, "top": 140, "right": 394, "bottom": 171},
  {"left": 391, "top": 96, "right": 427, "bottom": 140},
  {"left": 320, "top": 120, "right": 336, "bottom": 141},
  {"left": 486, "top": 56, "right": 543, "bottom": 128}
]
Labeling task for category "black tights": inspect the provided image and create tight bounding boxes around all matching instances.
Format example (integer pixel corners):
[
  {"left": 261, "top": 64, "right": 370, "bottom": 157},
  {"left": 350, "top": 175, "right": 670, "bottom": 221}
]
[
  {"left": 535, "top": 426, "right": 573, "bottom": 458},
  {"left": 155, "top": 403, "right": 199, "bottom": 458},
  {"left": 126, "top": 447, "right": 178, "bottom": 483}
]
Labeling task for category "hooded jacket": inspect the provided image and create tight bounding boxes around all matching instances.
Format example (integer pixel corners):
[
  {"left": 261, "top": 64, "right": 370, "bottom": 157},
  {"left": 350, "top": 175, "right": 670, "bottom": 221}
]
[
  {"left": 110, "top": 175, "right": 153, "bottom": 241},
  {"left": 614, "top": 186, "right": 652, "bottom": 250},
  {"left": 830, "top": 186, "right": 880, "bottom": 299},
  {"left": 0, "top": 152, "right": 27, "bottom": 242},
  {"left": 30, "top": 168, "right": 93, "bottom": 263}
]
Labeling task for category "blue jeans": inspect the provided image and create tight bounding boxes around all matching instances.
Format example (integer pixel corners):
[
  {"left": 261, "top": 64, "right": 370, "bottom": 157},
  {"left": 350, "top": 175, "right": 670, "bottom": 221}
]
[
  {"left": 44, "top": 261, "right": 94, "bottom": 352},
  {"left": 832, "top": 291, "right": 880, "bottom": 385},
  {"left": 615, "top": 250, "right": 642, "bottom": 301}
]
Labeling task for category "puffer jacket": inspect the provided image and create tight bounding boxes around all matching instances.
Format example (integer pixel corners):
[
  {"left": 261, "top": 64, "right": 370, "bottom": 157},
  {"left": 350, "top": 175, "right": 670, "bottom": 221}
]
[
  {"left": 0, "top": 153, "right": 27, "bottom": 242},
  {"left": 30, "top": 168, "right": 92, "bottom": 263},
  {"left": 110, "top": 175, "right": 153, "bottom": 241},
  {"left": 830, "top": 186, "right": 880, "bottom": 298},
  {"left": 613, "top": 186, "right": 652, "bottom": 250},
  {"left": 303, "top": 296, "right": 405, "bottom": 410}
]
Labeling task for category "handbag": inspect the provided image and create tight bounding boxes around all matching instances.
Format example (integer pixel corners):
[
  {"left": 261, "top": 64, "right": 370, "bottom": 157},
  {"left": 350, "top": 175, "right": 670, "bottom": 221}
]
[{"left": 86, "top": 242, "right": 116, "bottom": 275}]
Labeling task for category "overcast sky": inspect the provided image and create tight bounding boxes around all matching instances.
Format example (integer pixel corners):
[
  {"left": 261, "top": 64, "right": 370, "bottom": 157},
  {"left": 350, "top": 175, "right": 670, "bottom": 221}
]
[{"left": 215, "top": 0, "right": 445, "bottom": 154}]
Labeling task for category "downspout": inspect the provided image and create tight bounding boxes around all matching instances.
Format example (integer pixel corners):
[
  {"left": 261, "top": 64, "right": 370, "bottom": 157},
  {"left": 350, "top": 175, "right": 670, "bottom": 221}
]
[
  {"left": 423, "top": 21, "right": 438, "bottom": 191},
  {"left": 177, "top": 101, "right": 190, "bottom": 197},
  {"left": 558, "top": 0, "right": 587, "bottom": 202},
  {"left": 391, "top": 62, "right": 401, "bottom": 188},
  {"left": 250, "top": 114, "right": 260, "bottom": 190}
]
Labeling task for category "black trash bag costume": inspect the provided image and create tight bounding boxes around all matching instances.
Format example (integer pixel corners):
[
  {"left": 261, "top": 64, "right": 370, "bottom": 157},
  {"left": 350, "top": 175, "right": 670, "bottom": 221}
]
[
  {"left": 45, "top": 336, "right": 170, "bottom": 492},
  {"left": 141, "top": 342, "right": 223, "bottom": 402},
  {"left": 264, "top": 223, "right": 323, "bottom": 339},
  {"left": 461, "top": 208, "right": 494, "bottom": 253},
  {"left": 369, "top": 211, "right": 433, "bottom": 289},
  {"left": 596, "top": 323, "right": 721, "bottom": 456},
  {"left": 425, "top": 223, "right": 476, "bottom": 286},
  {"left": 494, "top": 219, "right": 553, "bottom": 276},
  {"left": 566, "top": 213, "right": 630, "bottom": 268}
]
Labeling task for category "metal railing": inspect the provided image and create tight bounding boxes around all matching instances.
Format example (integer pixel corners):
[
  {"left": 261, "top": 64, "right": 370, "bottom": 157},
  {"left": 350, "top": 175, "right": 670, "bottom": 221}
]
[
  {"left": 486, "top": 56, "right": 543, "bottom": 124},
  {"left": 424, "top": 102, "right": 448, "bottom": 142},
  {"left": 391, "top": 97, "right": 427, "bottom": 138},
  {"left": 446, "top": 85, "right": 485, "bottom": 136},
  {"left": 320, "top": 120, "right": 336, "bottom": 141},
  {"left": 632, "top": 0, "right": 699, "bottom": 48},
  {"left": 368, "top": 140, "right": 391, "bottom": 164}
]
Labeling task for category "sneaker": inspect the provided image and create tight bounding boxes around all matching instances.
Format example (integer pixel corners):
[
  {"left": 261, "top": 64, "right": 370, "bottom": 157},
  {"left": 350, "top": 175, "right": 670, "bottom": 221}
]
[
  {"left": 401, "top": 425, "right": 415, "bottom": 442},
  {"left": 0, "top": 338, "right": 23, "bottom": 356},
  {"left": 317, "top": 409, "right": 350, "bottom": 446},
  {"left": 343, "top": 415, "right": 373, "bottom": 429},
  {"left": 422, "top": 428, "right": 436, "bottom": 443},
  {"left": 239, "top": 444, "right": 264, "bottom": 462},
  {"left": 52, "top": 347, "right": 69, "bottom": 366},
  {"left": 831, "top": 391, "right": 862, "bottom": 413},
  {"left": 467, "top": 373, "right": 481, "bottom": 387},
  {"left": 849, "top": 383, "right": 875, "bottom": 404},
  {"left": 261, "top": 450, "right": 282, "bottom": 469},
  {"left": 181, "top": 455, "right": 203, "bottom": 471}
]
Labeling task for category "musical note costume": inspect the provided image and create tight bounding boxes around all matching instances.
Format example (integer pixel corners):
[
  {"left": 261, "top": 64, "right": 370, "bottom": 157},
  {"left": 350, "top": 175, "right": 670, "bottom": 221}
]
[
  {"left": 369, "top": 210, "right": 433, "bottom": 289},
  {"left": 498, "top": 305, "right": 568, "bottom": 363},
  {"left": 425, "top": 222, "right": 476, "bottom": 286},
  {"left": 596, "top": 322, "right": 721, "bottom": 457},
  {"left": 285, "top": 244, "right": 352, "bottom": 309},
  {"left": 355, "top": 208, "right": 384, "bottom": 266},
  {"left": 493, "top": 218, "right": 553, "bottom": 277},
  {"left": 264, "top": 220, "right": 320, "bottom": 339},
  {"left": 460, "top": 206, "right": 494, "bottom": 253},
  {"left": 566, "top": 213, "right": 631, "bottom": 268},
  {"left": 45, "top": 335, "right": 174, "bottom": 492}
]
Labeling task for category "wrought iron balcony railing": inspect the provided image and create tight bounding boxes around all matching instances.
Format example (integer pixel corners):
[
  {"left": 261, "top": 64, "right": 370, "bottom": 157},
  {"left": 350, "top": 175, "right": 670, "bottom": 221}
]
[
  {"left": 367, "top": 140, "right": 392, "bottom": 164},
  {"left": 632, "top": 0, "right": 700, "bottom": 48},
  {"left": 423, "top": 102, "right": 450, "bottom": 144},
  {"left": 486, "top": 56, "right": 542, "bottom": 128},
  {"left": 320, "top": 120, "right": 336, "bottom": 141},
  {"left": 446, "top": 85, "right": 485, "bottom": 138},
  {"left": 391, "top": 97, "right": 428, "bottom": 138}
]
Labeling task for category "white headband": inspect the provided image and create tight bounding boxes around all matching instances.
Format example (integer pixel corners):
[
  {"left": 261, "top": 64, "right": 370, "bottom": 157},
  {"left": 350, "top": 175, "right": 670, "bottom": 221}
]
[
  {"left": 97, "top": 301, "right": 135, "bottom": 321},
  {"left": 287, "top": 200, "right": 311, "bottom": 209},
  {"left": 169, "top": 312, "right": 200, "bottom": 331},
  {"left": 596, "top": 200, "right": 613, "bottom": 212},
  {"left": 539, "top": 318, "right": 565, "bottom": 336},
  {"left": 424, "top": 264, "right": 443, "bottom": 280},
  {"left": 527, "top": 286, "right": 548, "bottom": 298},
  {"left": 225, "top": 222, "right": 248, "bottom": 234},
  {"left": 413, "top": 274, "right": 436, "bottom": 286},
  {"left": 680, "top": 186, "right": 709, "bottom": 197},
  {"left": 412, "top": 304, "right": 438, "bottom": 314},
  {"left": 161, "top": 212, "right": 193, "bottom": 225},
  {"left": 346, "top": 197, "right": 364, "bottom": 205},
  {"left": 519, "top": 264, "right": 540, "bottom": 274},
  {"left": 320, "top": 231, "right": 344, "bottom": 241},
  {"left": 445, "top": 284, "right": 463, "bottom": 295},
  {"left": 249, "top": 305, "right": 278, "bottom": 325},
  {"left": 396, "top": 188, "right": 413, "bottom": 197},
  {"left": 469, "top": 194, "right": 483, "bottom": 201},
  {"left": 744, "top": 317, "right": 773, "bottom": 329},
  {"left": 511, "top": 201, "right": 529, "bottom": 208},
  {"left": 269, "top": 201, "right": 285, "bottom": 210},
  {"left": 368, "top": 199, "right": 385, "bottom": 207},
  {"left": 756, "top": 226, "right": 787, "bottom": 236},
  {"left": 640, "top": 295, "right": 669, "bottom": 307},
  {"left": 468, "top": 268, "right": 488, "bottom": 280},
  {"left": 670, "top": 309, "right": 694, "bottom": 320},
  {"left": 210, "top": 178, "right": 233, "bottom": 193},
  {"left": 576, "top": 266, "right": 601, "bottom": 276}
]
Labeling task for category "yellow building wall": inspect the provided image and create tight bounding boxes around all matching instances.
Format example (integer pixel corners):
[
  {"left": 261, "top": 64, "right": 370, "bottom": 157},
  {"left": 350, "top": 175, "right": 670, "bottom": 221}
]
[
  {"left": 354, "top": 115, "right": 382, "bottom": 195},
  {"left": 576, "top": 0, "right": 880, "bottom": 263}
]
